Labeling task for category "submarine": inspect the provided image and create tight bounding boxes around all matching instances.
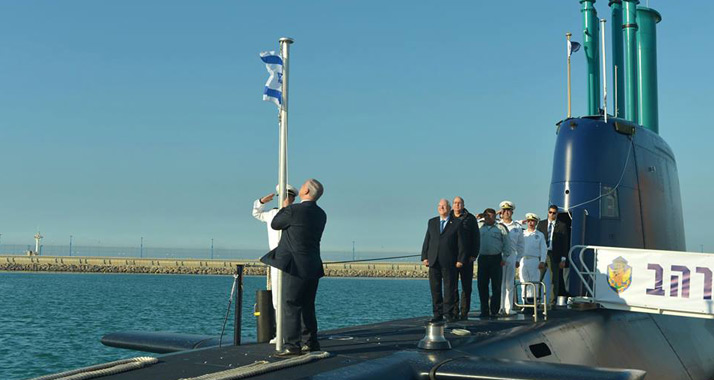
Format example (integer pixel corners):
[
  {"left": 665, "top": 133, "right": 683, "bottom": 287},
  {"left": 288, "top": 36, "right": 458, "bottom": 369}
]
[{"left": 33, "top": 1, "right": 714, "bottom": 379}]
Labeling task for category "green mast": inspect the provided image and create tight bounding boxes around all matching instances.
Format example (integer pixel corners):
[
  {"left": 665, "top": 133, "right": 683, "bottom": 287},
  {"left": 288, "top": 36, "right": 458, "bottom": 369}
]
[
  {"left": 622, "top": 0, "right": 639, "bottom": 123},
  {"left": 610, "top": 0, "right": 624, "bottom": 118},
  {"left": 636, "top": 7, "right": 661, "bottom": 134},
  {"left": 581, "top": 0, "right": 601, "bottom": 115}
]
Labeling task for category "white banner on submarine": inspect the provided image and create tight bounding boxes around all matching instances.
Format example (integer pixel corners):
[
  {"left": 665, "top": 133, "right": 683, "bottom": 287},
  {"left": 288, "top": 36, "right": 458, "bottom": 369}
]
[{"left": 593, "top": 247, "right": 714, "bottom": 317}]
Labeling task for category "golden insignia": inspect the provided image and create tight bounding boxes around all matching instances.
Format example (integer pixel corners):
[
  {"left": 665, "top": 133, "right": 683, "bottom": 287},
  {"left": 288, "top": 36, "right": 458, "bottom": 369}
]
[{"left": 607, "top": 256, "right": 632, "bottom": 293}]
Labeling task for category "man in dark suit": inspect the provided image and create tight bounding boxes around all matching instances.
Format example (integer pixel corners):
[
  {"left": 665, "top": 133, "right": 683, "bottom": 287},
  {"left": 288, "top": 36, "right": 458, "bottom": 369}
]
[
  {"left": 422, "top": 199, "right": 467, "bottom": 323},
  {"left": 260, "top": 179, "right": 326, "bottom": 356},
  {"left": 450, "top": 196, "right": 480, "bottom": 320},
  {"left": 537, "top": 204, "right": 570, "bottom": 303}
]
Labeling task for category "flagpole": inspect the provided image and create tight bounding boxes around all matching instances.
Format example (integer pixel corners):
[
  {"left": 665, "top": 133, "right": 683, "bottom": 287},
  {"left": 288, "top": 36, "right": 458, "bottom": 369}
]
[
  {"left": 566, "top": 32, "right": 572, "bottom": 118},
  {"left": 275, "top": 36, "right": 293, "bottom": 353},
  {"left": 614, "top": 65, "right": 619, "bottom": 118},
  {"left": 600, "top": 19, "right": 608, "bottom": 123}
]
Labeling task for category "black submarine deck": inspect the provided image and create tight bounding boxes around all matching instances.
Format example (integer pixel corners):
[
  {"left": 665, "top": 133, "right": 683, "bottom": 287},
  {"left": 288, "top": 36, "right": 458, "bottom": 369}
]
[{"left": 89, "top": 307, "right": 652, "bottom": 380}]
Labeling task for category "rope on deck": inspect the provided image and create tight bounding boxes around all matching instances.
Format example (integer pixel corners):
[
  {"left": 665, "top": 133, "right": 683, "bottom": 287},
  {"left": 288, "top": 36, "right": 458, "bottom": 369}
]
[
  {"left": 28, "top": 357, "right": 158, "bottom": 380},
  {"left": 179, "top": 351, "right": 331, "bottom": 380}
]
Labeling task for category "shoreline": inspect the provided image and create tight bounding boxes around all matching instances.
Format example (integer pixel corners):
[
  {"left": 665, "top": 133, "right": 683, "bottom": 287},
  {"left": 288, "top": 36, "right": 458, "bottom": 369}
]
[{"left": 0, "top": 255, "right": 428, "bottom": 278}]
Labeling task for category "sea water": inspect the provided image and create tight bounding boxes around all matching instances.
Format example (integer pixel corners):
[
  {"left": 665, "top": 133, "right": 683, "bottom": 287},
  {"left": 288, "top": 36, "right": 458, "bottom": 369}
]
[{"left": 0, "top": 272, "right": 472, "bottom": 380}]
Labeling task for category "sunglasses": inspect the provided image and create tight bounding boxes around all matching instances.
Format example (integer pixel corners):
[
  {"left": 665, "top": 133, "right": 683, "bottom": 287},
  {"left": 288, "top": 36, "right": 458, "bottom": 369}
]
[{"left": 548, "top": 211, "right": 557, "bottom": 214}]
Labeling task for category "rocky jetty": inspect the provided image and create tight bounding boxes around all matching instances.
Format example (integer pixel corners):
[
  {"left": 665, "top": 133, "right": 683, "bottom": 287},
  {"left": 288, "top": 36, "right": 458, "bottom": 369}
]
[{"left": 0, "top": 255, "right": 428, "bottom": 278}]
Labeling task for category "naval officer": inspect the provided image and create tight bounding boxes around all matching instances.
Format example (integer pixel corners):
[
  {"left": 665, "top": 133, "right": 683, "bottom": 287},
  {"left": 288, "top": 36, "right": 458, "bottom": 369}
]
[
  {"left": 477, "top": 208, "right": 512, "bottom": 318},
  {"left": 498, "top": 200, "right": 524, "bottom": 316},
  {"left": 252, "top": 184, "right": 298, "bottom": 344},
  {"left": 517, "top": 213, "right": 547, "bottom": 310}
]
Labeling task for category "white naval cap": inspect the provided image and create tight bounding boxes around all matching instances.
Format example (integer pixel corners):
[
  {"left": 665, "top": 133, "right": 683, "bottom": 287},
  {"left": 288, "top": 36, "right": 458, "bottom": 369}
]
[
  {"left": 499, "top": 200, "right": 515, "bottom": 210},
  {"left": 275, "top": 184, "right": 298, "bottom": 196},
  {"left": 525, "top": 212, "right": 539, "bottom": 221}
]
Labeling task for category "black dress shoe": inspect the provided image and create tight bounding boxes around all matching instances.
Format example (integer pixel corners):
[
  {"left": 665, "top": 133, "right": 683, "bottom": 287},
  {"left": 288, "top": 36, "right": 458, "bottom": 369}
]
[
  {"left": 301, "top": 343, "right": 321, "bottom": 353},
  {"left": 429, "top": 316, "right": 444, "bottom": 323},
  {"left": 275, "top": 347, "right": 303, "bottom": 357},
  {"left": 446, "top": 317, "right": 458, "bottom": 323},
  {"left": 478, "top": 312, "right": 490, "bottom": 318}
]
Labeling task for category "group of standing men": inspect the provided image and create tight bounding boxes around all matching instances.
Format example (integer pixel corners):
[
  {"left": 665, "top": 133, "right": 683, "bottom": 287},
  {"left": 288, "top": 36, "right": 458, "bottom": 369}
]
[
  {"left": 249, "top": 183, "right": 571, "bottom": 355},
  {"left": 421, "top": 198, "right": 570, "bottom": 322},
  {"left": 421, "top": 197, "right": 477, "bottom": 322}
]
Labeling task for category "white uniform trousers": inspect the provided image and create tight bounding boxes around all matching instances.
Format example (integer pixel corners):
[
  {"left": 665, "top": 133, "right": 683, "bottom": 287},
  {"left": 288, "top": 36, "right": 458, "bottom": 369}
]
[
  {"left": 499, "top": 254, "right": 517, "bottom": 314},
  {"left": 270, "top": 266, "right": 279, "bottom": 309},
  {"left": 519, "top": 256, "right": 542, "bottom": 299},
  {"left": 268, "top": 266, "right": 283, "bottom": 345}
]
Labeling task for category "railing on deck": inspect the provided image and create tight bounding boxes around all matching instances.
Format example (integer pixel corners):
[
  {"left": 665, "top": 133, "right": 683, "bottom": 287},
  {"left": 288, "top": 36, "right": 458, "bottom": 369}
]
[{"left": 514, "top": 280, "right": 548, "bottom": 322}]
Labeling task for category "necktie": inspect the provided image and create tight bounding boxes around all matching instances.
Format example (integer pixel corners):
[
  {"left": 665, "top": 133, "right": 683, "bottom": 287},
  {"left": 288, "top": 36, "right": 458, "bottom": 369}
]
[
  {"left": 440, "top": 220, "right": 446, "bottom": 233},
  {"left": 547, "top": 221, "right": 553, "bottom": 248}
]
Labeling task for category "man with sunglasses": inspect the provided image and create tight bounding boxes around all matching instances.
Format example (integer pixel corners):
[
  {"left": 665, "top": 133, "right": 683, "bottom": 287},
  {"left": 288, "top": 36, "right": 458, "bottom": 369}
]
[{"left": 537, "top": 205, "right": 570, "bottom": 305}]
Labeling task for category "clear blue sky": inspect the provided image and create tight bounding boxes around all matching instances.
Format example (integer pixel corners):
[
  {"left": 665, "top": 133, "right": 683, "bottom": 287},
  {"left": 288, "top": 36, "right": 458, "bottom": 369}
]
[{"left": 1, "top": 1, "right": 712, "bottom": 255}]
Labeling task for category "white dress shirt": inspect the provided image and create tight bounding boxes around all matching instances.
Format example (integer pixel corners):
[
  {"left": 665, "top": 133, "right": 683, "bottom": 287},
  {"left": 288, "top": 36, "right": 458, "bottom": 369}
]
[{"left": 522, "top": 229, "right": 547, "bottom": 262}]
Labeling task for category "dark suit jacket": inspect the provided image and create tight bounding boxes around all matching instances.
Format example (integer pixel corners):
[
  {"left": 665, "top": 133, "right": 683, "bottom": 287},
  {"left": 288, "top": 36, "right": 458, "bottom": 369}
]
[
  {"left": 260, "top": 201, "right": 327, "bottom": 279},
  {"left": 451, "top": 209, "right": 480, "bottom": 259},
  {"left": 537, "top": 219, "right": 570, "bottom": 266},
  {"left": 421, "top": 216, "right": 466, "bottom": 266}
]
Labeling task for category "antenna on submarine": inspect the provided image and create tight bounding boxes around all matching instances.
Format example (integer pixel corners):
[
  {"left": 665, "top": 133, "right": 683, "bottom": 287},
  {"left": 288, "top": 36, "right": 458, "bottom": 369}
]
[{"left": 600, "top": 18, "right": 608, "bottom": 123}]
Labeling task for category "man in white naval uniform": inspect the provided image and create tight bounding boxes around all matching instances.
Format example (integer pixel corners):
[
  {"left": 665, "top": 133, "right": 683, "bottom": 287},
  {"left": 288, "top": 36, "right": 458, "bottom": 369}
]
[
  {"left": 498, "top": 200, "right": 524, "bottom": 316},
  {"left": 517, "top": 213, "right": 547, "bottom": 311},
  {"left": 252, "top": 184, "right": 297, "bottom": 343}
]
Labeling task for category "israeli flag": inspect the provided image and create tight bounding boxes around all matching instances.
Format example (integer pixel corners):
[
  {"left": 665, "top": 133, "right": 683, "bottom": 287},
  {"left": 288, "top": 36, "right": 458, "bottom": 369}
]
[
  {"left": 260, "top": 51, "right": 283, "bottom": 108},
  {"left": 567, "top": 40, "right": 581, "bottom": 58}
]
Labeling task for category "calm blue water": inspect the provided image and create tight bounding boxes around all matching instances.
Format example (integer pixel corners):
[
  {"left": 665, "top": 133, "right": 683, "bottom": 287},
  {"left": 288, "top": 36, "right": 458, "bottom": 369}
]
[{"left": 0, "top": 272, "right": 453, "bottom": 380}]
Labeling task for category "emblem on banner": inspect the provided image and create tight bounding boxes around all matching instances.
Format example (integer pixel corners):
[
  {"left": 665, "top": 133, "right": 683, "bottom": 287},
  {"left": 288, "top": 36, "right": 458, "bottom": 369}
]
[{"left": 607, "top": 256, "right": 632, "bottom": 293}]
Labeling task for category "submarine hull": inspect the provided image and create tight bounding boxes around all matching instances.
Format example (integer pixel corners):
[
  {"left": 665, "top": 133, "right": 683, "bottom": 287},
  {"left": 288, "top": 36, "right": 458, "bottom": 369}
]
[{"left": 71, "top": 307, "right": 714, "bottom": 380}]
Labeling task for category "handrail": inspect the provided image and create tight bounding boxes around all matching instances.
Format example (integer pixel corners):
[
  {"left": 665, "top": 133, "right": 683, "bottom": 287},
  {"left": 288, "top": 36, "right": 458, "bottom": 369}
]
[
  {"left": 568, "top": 245, "right": 598, "bottom": 297},
  {"left": 514, "top": 281, "right": 548, "bottom": 322}
]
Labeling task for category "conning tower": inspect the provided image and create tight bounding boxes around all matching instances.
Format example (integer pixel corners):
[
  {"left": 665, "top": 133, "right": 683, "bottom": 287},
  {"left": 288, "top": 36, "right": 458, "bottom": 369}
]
[{"left": 551, "top": 1, "right": 685, "bottom": 298}]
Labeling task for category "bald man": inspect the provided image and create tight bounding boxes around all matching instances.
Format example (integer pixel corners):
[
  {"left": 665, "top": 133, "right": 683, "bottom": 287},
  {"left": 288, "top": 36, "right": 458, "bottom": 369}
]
[{"left": 450, "top": 196, "right": 480, "bottom": 320}]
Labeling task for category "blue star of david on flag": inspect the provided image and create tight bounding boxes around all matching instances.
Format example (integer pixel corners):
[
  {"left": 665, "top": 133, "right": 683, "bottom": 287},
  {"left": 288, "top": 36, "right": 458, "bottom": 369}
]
[{"left": 260, "top": 51, "right": 283, "bottom": 108}]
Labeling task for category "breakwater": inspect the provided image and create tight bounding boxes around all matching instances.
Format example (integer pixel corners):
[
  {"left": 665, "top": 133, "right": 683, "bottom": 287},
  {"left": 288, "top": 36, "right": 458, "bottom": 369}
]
[{"left": 0, "top": 255, "right": 428, "bottom": 278}]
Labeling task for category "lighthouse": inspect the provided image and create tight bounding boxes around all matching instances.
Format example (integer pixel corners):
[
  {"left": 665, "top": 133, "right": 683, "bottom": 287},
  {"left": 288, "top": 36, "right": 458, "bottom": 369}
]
[{"left": 34, "top": 231, "right": 43, "bottom": 255}]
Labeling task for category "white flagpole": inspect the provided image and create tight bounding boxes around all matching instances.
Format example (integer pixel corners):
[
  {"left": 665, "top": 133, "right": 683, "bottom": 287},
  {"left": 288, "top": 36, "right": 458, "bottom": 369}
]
[
  {"left": 600, "top": 19, "right": 608, "bottom": 123},
  {"left": 566, "top": 32, "right": 572, "bottom": 118},
  {"left": 275, "top": 36, "right": 293, "bottom": 353},
  {"left": 614, "top": 65, "right": 618, "bottom": 118}
]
